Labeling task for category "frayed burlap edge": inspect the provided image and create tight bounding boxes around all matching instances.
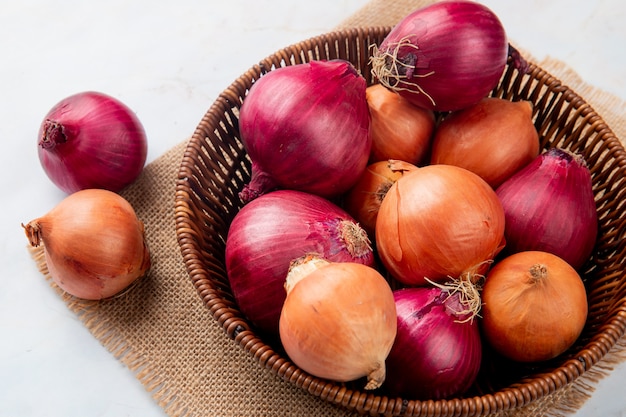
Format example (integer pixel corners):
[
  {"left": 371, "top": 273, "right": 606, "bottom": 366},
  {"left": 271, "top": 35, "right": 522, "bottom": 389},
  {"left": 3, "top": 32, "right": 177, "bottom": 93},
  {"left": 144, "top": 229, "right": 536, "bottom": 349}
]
[{"left": 27, "top": 245, "right": 187, "bottom": 417}]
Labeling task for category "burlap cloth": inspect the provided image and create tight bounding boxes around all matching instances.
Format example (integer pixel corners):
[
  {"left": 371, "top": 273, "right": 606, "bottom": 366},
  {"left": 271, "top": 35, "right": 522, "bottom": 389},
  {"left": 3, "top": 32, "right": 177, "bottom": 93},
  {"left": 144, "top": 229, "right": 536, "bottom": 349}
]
[{"left": 29, "top": 0, "right": 626, "bottom": 416}]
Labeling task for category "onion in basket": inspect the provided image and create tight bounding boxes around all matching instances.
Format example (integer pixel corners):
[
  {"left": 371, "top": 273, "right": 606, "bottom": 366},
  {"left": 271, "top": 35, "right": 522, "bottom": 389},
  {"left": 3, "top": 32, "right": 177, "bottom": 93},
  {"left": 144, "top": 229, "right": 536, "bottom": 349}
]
[
  {"left": 384, "top": 286, "right": 482, "bottom": 400},
  {"left": 343, "top": 159, "right": 417, "bottom": 238},
  {"left": 375, "top": 164, "right": 505, "bottom": 286},
  {"left": 430, "top": 97, "right": 540, "bottom": 188},
  {"left": 496, "top": 147, "right": 598, "bottom": 269},
  {"left": 481, "top": 251, "right": 588, "bottom": 362},
  {"left": 370, "top": 0, "right": 510, "bottom": 111},
  {"left": 279, "top": 256, "right": 397, "bottom": 390},
  {"left": 238, "top": 59, "right": 371, "bottom": 203}
]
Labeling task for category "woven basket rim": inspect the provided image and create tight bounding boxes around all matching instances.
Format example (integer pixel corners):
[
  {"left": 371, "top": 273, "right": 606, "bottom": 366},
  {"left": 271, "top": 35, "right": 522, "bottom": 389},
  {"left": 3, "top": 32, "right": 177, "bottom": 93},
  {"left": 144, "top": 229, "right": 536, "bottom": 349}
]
[{"left": 174, "top": 26, "right": 626, "bottom": 416}]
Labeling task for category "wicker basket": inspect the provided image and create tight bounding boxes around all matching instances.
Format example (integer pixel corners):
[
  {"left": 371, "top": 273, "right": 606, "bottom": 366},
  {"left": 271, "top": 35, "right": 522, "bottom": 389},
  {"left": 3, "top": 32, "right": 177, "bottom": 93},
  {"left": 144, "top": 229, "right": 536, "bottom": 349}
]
[{"left": 175, "top": 27, "right": 626, "bottom": 416}]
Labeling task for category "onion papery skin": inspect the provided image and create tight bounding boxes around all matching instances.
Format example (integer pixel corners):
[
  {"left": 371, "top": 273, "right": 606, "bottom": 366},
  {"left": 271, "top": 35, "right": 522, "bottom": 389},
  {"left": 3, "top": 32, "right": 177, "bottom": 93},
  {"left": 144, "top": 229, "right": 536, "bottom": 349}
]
[
  {"left": 370, "top": 0, "right": 509, "bottom": 112},
  {"left": 279, "top": 257, "right": 397, "bottom": 390},
  {"left": 495, "top": 148, "right": 598, "bottom": 270},
  {"left": 384, "top": 287, "right": 482, "bottom": 399},
  {"left": 430, "top": 98, "right": 540, "bottom": 188},
  {"left": 481, "top": 251, "right": 588, "bottom": 362},
  {"left": 343, "top": 159, "right": 418, "bottom": 238},
  {"left": 225, "top": 190, "right": 374, "bottom": 337},
  {"left": 375, "top": 164, "right": 505, "bottom": 286},
  {"left": 238, "top": 60, "right": 371, "bottom": 203},
  {"left": 23, "top": 189, "right": 150, "bottom": 300},
  {"left": 38, "top": 91, "right": 147, "bottom": 194}
]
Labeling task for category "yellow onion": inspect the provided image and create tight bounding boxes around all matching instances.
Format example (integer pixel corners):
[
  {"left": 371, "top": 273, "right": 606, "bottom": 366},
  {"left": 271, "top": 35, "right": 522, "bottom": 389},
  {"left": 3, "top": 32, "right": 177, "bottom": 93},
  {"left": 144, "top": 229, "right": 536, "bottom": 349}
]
[
  {"left": 481, "top": 251, "right": 588, "bottom": 362},
  {"left": 430, "top": 97, "right": 540, "bottom": 188},
  {"left": 23, "top": 189, "right": 150, "bottom": 300},
  {"left": 366, "top": 84, "right": 435, "bottom": 165},
  {"left": 279, "top": 256, "right": 397, "bottom": 390},
  {"left": 376, "top": 165, "right": 505, "bottom": 286},
  {"left": 343, "top": 159, "right": 417, "bottom": 237}
]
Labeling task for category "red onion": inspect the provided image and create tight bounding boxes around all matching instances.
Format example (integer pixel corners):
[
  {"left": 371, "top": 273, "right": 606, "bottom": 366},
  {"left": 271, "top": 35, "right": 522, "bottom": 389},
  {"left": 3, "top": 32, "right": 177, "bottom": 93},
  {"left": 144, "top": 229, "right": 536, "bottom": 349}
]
[
  {"left": 38, "top": 91, "right": 147, "bottom": 194},
  {"left": 496, "top": 148, "right": 598, "bottom": 269},
  {"left": 225, "top": 190, "right": 374, "bottom": 336},
  {"left": 370, "top": 0, "right": 509, "bottom": 111},
  {"left": 238, "top": 60, "right": 371, "bottom": 203},
  {"left": 383, "top": 286, "right": 482, "bottom": 400}
]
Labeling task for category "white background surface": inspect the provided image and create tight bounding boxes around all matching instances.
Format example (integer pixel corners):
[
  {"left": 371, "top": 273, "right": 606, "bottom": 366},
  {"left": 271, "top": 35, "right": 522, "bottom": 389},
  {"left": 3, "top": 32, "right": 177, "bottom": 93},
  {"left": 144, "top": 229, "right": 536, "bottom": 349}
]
[{"left": 1, "top": 0, "right": 625, "bottom": 416}]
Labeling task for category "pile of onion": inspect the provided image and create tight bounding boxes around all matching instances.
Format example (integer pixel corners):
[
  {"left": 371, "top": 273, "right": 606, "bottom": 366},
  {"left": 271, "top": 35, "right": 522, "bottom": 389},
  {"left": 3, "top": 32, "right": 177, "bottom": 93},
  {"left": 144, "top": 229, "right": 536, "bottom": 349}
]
[
  {"left": 214, "top": 0, "right": 599, "bottom": 403},
  {"left": 22, "top": 0, "right": 603, "bottom": 404},
  {"left": 37, "top": 91, "right": 148, "bottom": 194},
  {"left": 22, "top": 189, "right": 150, "bottom": 300}
]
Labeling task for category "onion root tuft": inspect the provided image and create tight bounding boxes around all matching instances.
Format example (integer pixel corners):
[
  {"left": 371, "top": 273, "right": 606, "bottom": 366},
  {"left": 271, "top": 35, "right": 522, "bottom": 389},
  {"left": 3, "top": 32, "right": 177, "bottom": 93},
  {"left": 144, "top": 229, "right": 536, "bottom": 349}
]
[{"left": 370, "top": 38, "right": 436, "bottom": 107}]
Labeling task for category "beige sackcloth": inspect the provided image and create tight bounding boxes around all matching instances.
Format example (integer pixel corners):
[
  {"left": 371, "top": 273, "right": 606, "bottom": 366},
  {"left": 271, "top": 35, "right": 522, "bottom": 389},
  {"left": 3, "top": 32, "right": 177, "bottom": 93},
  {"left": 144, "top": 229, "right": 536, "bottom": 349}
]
[{"left": 29, "top": 0, "right": 626, "bottom": 416}]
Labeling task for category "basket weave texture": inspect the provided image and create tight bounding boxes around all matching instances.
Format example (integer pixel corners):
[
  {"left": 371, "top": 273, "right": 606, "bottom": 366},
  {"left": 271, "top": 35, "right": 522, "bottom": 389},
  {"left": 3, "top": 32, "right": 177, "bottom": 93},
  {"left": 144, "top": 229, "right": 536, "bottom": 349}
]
[{"left": 174, "top": 27, "right": 626, "bottom": 416}]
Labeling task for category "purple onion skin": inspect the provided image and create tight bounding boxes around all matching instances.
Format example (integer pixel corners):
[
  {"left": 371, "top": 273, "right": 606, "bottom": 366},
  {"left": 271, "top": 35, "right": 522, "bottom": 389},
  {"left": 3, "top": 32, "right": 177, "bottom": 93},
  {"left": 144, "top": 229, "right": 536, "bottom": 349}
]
[
  {"left": 496, "top": 148, "right": 598, "bottom": 270},
  {"left": 372, "top": 0, "right": 509, "bottom": 112},
  {"left": 225, "top": 190, "right": 374, "bottom": 337},
  {"left": 238, "top": 60, "right": 371, "bottom": 203},
  {"left": 38, "top": 91, "right": 147, "bottom": 194},
  {"left": 384, "top": 287, "right": 482, "bottom": 400}
]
